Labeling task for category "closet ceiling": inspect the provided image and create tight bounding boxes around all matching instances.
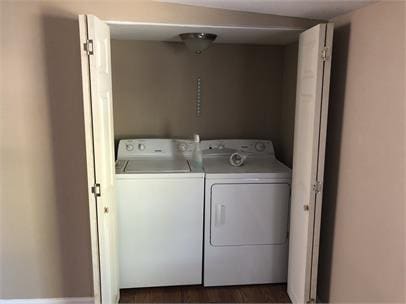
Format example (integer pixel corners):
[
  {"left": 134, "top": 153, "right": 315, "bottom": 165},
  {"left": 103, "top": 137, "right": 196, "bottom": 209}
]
[
  {"left": 108, "top": 21, "right": 303, "bottom": 45},
  {"left": 110, "top": 1, "right": 376, "bottom": 44},
  {"left": 157, "top": 0, "right": 376, "bottom": 20}
]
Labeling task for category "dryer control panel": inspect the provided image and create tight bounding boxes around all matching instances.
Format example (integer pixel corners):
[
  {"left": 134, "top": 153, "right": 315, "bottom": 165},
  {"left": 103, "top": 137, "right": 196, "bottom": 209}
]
[{"left": 201, "top": 139, "right": 275, "bottom": 157}]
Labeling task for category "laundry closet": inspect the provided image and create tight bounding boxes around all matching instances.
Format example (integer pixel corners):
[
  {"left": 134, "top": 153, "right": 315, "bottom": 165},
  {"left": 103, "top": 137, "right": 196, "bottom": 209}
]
[
  {"left": 110, "top": 27, "right": 298, "bottom": 167},
  {"left": 79, "top": 15, "right": 333, "bottom": 304}
]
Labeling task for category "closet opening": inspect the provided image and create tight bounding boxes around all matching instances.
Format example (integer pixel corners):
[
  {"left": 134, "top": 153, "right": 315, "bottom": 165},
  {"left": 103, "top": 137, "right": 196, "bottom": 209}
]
[{"left": 79, "top": 15, "right": 333, "bottom": 304}]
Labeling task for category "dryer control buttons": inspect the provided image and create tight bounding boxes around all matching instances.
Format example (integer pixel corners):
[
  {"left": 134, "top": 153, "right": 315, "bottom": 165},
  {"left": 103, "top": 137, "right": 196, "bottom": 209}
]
[
  {"left": 138, "top": 144, "right": 146, "bottom": 151},
  {"left": 126, "top": 144, "right": 134, "bottom": 151},
  {"left": 177, "top": 143, "right": 188, "bottom": 152},
  {"left": 255, "top": 142, "right": 266, "bottom": 152}
]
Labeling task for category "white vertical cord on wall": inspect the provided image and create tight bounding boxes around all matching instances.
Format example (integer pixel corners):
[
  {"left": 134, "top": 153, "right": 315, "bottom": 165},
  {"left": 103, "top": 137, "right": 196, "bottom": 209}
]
[{"left": 196, "top": 77, "right": 201, "bottom": 117}]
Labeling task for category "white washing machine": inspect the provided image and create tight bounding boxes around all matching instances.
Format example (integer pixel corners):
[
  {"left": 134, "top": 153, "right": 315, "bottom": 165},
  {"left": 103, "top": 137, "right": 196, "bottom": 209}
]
[
  {"left": 115, "top": 139, "right": 204, "bottom": 288},
  {"left": 201, "top": 139, "right": 292, "bottom": 287}
]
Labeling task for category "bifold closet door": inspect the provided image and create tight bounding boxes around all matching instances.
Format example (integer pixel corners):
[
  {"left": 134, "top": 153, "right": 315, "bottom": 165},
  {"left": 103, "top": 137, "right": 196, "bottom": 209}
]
[
  {"left": 79, "top": 15, "right": 119, "bottom": 304},
  {"left": 287, "top": 23, "right": 334, "bottom": 304}
]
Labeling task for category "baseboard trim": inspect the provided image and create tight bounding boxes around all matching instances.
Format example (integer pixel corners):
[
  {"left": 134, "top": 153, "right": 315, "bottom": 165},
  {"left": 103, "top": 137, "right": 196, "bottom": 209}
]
[{"left": 0, "top": 297, "right": 93, "bottom": 304}]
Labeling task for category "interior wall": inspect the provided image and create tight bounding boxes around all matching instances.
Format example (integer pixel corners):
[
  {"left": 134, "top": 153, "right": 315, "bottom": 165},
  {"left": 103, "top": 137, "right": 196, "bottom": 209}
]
[
  {"left": 278, "top": 42, "right": 298, "bottom": 167},
  {"left": 318, "top": 1, "right": 406, "bottom": 302},
  {"left": 111, "top": 40, "right": 284, "bottom": 147},
  {"left": 0, "top": 0, "right": 319, "bottom": 299}
]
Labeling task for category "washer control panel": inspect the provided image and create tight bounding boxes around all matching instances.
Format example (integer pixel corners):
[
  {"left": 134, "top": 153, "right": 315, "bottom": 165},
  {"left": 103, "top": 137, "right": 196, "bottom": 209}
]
[{"left": 117, "top": 139, "right": 194, "bottom": 160}]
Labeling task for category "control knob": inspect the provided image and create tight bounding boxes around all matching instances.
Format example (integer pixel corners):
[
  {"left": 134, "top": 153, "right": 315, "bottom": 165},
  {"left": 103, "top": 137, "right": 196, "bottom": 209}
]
[
  {"left": 125, "top": 144, "right": 134, "bottom": 151},
  {"left": 177, "top": 143, "right": 188, "bottom": 152},
  {"left": 138, "top": 144, "right": 146, "bottom": 151},
  {"left": 255, "top": 142, "right": 266, "bottom": 152}
]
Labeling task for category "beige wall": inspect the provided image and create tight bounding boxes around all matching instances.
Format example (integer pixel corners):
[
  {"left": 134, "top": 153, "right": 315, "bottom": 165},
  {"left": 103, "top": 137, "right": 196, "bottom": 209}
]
[
  {"left": 111, "top": 40, "right": 285, "bottom": 148},
  {"left": 318, "top": 1, "right": 406, "bottom": 302},
  {"left": 0, "top": 0, "right": 316, "bottom": 299},
  {"left": 6, "top": 0, "right": 403, "bottom": 301}
]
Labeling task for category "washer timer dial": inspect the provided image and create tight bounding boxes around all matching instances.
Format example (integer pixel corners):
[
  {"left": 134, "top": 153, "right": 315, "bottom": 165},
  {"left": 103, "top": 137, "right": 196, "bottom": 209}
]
[
  {"left": 125, "top": 144, "right": 134, "bottom": 151},
  {"left": 177, "top": 143, "right": 188, "bottom": 152}
]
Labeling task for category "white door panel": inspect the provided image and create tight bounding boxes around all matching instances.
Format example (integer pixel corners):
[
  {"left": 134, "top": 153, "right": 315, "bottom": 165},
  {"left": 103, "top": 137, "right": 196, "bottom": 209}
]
[
  {"left": 79, "top": 15, "right": 119, "bottom": 304},
  {"left": 287, "top": 23, "right": 334, "bottom": 304},
  {"left": 211, "top": 183, "right": 290, "bottom": 246}
]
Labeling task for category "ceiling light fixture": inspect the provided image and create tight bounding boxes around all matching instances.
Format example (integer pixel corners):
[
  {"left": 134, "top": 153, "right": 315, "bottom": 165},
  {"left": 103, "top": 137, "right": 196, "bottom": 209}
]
[{"left": 179, "top": 33, "right": 217, "bottom": 54}]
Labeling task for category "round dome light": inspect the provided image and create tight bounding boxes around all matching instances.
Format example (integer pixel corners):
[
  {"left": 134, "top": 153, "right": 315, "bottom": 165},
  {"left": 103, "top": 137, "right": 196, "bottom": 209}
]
[{"left": 179, "top": 33, "right": 217, "bottom": 54}]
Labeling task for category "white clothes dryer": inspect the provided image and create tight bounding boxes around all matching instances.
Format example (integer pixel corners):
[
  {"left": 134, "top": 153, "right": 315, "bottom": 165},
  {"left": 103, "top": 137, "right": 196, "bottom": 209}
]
[
  {"left": 115, "top": 139, "right": 204, "bottom": 288},
  {"left": 201, "top": 139, "right": 292, "bottom": 286}
]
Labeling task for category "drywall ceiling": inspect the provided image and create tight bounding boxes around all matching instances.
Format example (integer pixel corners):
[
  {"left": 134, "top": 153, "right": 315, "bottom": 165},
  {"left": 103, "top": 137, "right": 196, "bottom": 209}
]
[
  {"left": 158, "top": 0, "right": 375, "bottom": 20},
  {"left": 108, "top": 22, "right": 304, "bottom": 45}
]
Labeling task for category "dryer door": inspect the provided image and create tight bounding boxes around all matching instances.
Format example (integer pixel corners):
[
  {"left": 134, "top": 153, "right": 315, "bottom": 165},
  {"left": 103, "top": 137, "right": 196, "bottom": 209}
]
[{"left": 210, "top": 183, "right": 290, "bottom": 246}]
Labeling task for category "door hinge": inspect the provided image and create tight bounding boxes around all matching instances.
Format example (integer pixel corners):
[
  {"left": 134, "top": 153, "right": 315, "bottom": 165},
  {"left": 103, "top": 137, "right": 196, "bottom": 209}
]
[
  {"left": 321, "top": 46, "right": 329, "bottom": 62},
  {"left": 83, "top": 39, "right": 94, "bottom": 55},
  {"left": 312, "top": 181, "right": 323, "bottom": 194},
  {"left": 91, "top": 183, "right": 101, "bottom": 197}
]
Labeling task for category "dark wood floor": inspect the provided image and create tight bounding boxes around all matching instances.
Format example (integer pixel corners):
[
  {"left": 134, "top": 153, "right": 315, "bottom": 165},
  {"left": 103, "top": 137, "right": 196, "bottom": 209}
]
[{"left": 120, "top": 284, "right": 291, "bottom": 303}]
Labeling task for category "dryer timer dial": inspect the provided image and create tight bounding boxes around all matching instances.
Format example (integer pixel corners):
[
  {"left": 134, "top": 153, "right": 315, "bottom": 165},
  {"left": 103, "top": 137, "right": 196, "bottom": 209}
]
[{"left": 255, "top": 142, "right": 266, "bottom": 152}]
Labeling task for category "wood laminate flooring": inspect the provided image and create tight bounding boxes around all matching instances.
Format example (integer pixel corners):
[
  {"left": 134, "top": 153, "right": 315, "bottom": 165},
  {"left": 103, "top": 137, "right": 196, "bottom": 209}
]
[{"left": 119, "top": 284, "right": 291, "bottom": 303}]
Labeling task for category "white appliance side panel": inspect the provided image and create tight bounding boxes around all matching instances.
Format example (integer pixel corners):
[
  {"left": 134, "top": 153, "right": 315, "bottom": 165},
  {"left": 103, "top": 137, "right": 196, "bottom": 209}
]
[
  {"left": 210, "top": 183, "right": 290, "bottom": 246},
  {"left": 116, "top": 178, "right": 204, "bottom": 288}
]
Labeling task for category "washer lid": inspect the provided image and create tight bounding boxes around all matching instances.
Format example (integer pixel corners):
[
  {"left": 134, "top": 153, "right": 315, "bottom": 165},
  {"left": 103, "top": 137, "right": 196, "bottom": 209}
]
[{"left": 125, "top": 159, "right": 190, "bottom": 173}]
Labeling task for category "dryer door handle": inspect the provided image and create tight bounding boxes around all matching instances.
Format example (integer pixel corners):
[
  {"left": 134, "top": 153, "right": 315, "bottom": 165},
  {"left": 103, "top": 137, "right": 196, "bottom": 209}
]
[{"left": 215, "top": 204, "right": 226, "bottom": 226}]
